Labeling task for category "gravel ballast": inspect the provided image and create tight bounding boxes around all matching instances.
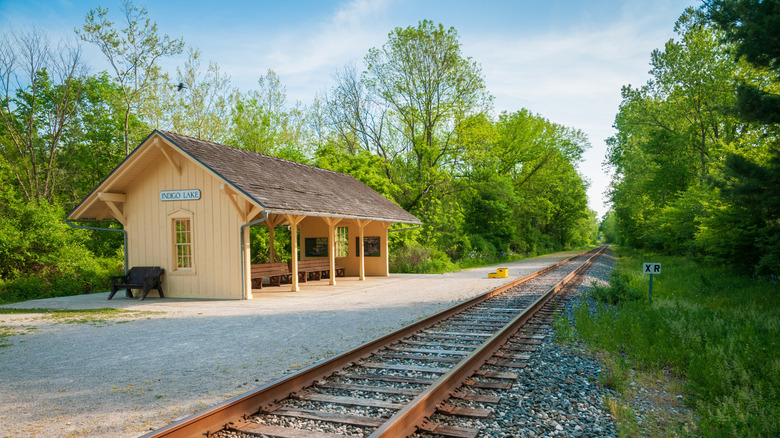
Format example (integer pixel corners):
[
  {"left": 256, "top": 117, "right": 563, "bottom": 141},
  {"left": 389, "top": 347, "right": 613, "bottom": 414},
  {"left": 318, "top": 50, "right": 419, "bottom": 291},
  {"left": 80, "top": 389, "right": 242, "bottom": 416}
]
[
  {"left": 0, "top": 250, "right": 622, "bottom": 437},
  {"left": 465, "top": 249, "right": 618, "bottom": 437}
]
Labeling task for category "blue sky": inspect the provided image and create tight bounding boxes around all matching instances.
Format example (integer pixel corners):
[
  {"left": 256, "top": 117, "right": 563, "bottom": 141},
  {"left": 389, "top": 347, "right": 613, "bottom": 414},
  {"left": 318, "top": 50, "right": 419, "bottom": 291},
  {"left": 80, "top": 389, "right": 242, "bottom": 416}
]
[{"left": 0, "top": 0, "right": 699, "bottom": 217}]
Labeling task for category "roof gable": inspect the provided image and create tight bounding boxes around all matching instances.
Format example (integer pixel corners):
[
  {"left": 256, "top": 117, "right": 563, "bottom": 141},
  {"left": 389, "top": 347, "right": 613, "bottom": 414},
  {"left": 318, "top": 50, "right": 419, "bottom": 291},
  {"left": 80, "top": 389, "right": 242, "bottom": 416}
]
[{"left": 69, "top": 130, "right": 421, "bottom": 225}]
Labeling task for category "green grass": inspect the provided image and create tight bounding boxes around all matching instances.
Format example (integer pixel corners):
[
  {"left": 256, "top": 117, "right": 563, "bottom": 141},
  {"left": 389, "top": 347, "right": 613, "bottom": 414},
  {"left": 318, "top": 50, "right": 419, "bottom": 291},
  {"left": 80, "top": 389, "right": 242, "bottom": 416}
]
[
  {"left": 573, "top": 247, "right": 780, "bottom": 437},
  {"left": 0, "top": 326, "right": 24, "bottom": 348},
  {"left": 0, "top": 307, "right": 159, "bottom": 325}
]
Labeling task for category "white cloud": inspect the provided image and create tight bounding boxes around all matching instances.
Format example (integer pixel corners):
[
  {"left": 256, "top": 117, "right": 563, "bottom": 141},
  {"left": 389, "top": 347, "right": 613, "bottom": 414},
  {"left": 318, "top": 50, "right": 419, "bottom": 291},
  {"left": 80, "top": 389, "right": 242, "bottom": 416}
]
[
  {"left": 331, "top": 0, "right": 393, "bottom": 29},
  {"left": 213, "top": 0, "right": 398, "bottom": 99}
]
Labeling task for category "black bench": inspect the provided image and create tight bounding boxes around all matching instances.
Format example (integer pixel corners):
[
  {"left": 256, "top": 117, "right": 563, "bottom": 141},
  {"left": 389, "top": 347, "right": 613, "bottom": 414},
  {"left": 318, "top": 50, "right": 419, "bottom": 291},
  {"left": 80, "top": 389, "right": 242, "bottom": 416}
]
[
  {"left": 250, "top": 262, "right": 292, "bottom": 289},
  {"left": 109, "top": 266, "right": 165, "bottom": 300}
]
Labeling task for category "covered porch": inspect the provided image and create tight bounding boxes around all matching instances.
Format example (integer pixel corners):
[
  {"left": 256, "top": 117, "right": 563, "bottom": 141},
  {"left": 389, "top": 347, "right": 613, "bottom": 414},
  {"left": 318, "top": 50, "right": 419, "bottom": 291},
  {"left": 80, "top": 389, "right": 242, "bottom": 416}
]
[{"left": 242, "top": 212, "right": 401, "bottom": 298}]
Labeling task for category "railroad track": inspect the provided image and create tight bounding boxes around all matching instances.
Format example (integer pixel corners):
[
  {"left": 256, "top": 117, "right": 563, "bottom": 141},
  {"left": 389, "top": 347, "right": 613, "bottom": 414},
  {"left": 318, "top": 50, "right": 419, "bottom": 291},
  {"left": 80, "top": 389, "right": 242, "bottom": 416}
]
[{"left": 142, "top": 246, "right": 606, "bottom": 438}]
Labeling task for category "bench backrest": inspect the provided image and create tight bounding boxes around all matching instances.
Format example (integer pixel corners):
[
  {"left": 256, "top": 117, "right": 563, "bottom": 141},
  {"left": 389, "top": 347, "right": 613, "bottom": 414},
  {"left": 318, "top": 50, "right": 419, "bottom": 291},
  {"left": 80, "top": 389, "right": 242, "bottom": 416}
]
[
  {"left": 294, "top": 259, "right": 330, "bottom": 270},
  {"left": 293, "top": 259, "right": 346, "bottom": 270},
  {"left": 126, "top": 266, "right": 164, "bottom": 283},
  {"left": 251, "top": 262, "right": 290, "bottom": 276}
]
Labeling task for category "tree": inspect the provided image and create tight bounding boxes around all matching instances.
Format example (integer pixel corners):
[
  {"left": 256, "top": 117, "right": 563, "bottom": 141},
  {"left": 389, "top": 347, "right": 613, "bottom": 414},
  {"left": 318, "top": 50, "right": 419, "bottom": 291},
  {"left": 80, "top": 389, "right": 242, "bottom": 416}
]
[
  {"left": 78, "top": 0, "right": 184, "bottom": 155},
  {"left": 229, "top": 69, "right": 313, "bottom": 162},
  {"left": 170, "top": 48, "right": 234, "bottom": 143},
  {"left": 599, "top": 211, "right": 619, "bottom": 244},
  {"left": 0, "top": 28, "right": 86, "bottom": 203},
  {"left": 342, "top": 20, "right": 492, "bottom": 214},
  {"left": 58, "top": 72, "right": 143, "bottom": 206},
  {"left": 706, "top": 0, "right": 780, "bottom": 273},
  {"left": 327, "top": 63, "right": 390, "bottom": 157},
  {"left": 459, "top": 110, "right": 592, "bottom": 255},
  {"left": 605, "top": 8, "right": 756, "bottom": 250},
  {"left": 621, "top": 8, "right": 738, "bottom": 183},
  {"left": 708, "top": 0, "right": 780, "bottom": 124}
]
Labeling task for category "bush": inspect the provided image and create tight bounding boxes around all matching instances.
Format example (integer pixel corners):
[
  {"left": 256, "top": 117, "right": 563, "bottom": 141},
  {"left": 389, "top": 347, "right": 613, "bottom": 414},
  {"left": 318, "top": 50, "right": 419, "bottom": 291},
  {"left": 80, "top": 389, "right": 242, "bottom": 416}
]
[
  {"left": 0, "top": 193, "right": 123, "bottom": 303},
  {"left": 588, "top": 270, "right": 645, "bottom": 305},
  {"left": 0, "top": 250, "right": 121, "bottom": 304},
  {"left": 389, "top": 241, "right": 456, "bottom": 273}
]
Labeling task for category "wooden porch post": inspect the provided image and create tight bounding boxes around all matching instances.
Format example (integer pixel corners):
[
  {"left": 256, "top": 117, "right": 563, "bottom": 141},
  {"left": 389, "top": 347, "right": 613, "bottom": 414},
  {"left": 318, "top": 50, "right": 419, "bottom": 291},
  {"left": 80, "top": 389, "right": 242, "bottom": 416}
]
[
  {"left": 322, "top": 217, "right": 342, "bottom": 285},
  {"left": 243, "top": 224, "right": 252, "bottom": 299},
  {"left": 383, "top": 222, "right": 392, "bottom": 276},
  {"left": 355, "top": 219, "right": 370, "bottom": 280},
  {"left": 284, "top": 215, "right": 305, "bottom": 291},
  {"left": 269, "top": 228, "right": 275, "bottom": 262}
]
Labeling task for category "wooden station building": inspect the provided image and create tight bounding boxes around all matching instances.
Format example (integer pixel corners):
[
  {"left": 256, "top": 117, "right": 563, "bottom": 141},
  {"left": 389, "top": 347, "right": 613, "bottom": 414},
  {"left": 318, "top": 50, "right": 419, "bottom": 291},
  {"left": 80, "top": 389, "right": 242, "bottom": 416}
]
[{"left": 67, "top": 130, "right": 421, "bottom": 300}]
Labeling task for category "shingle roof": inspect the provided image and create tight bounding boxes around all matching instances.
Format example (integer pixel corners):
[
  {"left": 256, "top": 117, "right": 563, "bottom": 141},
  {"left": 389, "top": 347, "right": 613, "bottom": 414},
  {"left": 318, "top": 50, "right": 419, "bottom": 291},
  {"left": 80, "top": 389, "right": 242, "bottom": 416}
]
[{"left": 157, "top": 131, "right": 421, "bottom": 224}]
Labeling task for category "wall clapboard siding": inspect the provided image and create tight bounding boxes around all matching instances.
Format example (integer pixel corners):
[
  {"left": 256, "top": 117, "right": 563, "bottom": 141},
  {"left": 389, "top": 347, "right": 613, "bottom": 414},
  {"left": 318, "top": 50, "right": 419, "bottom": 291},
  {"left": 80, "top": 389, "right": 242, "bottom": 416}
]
[{"left": 124, "top": 148, "right": 244, "bottom": 299}]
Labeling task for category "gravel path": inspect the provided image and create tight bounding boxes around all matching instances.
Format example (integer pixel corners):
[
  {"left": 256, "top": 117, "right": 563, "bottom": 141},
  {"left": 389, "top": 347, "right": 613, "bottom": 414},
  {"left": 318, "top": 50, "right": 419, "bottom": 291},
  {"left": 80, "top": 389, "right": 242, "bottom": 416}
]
[{"left": 0, "top": 251, "right": 587, "bottom": 438}]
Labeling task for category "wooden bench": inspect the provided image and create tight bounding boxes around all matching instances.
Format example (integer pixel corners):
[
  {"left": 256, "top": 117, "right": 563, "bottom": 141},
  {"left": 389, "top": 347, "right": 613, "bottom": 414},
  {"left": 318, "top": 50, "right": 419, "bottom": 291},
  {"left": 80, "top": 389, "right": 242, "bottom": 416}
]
[
  {"left": 292, "top": 259, "right": 346, "bottom": 282},
  {"left": 250, "top": 262, "right": 292, "bottom": 289},
  {"left": 109, "top": 266, "right": 165, "bottom": 301}
]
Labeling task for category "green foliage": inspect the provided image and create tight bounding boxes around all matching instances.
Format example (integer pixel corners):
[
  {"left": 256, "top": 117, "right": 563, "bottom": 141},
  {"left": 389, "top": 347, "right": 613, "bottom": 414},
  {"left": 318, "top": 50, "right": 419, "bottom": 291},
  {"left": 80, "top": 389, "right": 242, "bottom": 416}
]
[
  {"left": 552, "top": 312, "right": 576, "bottom": 344},
  {"left": 713, "top": 151, "right": 780, "bottom": 274},
  {"left": 599, "top": 211, "right": 619, "bottom": 244},
  {"left": 588, "top": 271, "right": 644, "bottom": 305},
  {"left": 228, "top": 69, "right": 313, "bottom": 162},
  {"left": 315, "top": 143, "right": 399, "bottom": 200},
  {"left": 361, "top": 20, "right": 492, "bottom": 214},
  {"left": 0, "top": 167, "right": 122, "bottom": 303},
  {"left": 606, "top": 5, "right": 780, "bottom": 275},
  {"left": 646, "top": 186, "right": 709, "bottom": 255},
  {"left": 460, "top": 171, "right": 516, "bottom": 254},
  {"left": 574, "top": 249, "right": 780, "bottom": 437},
  {"left": 0, "top": 31, "right": 86, "bottom": 204},
  {"left": 169, "top": 48, "right": 234, "bottom": 143},
  {"left": 249, "top": 226, "right": 291, "bottom": 264},
  {"left": 59, "top": 72, "right": 147, "bottom": 207},
  {"left": 389, "top": 241, "right": 456, "bottom": 274},
  {"left": 709, "top": 0, "right": 780, "bottom": 125}
]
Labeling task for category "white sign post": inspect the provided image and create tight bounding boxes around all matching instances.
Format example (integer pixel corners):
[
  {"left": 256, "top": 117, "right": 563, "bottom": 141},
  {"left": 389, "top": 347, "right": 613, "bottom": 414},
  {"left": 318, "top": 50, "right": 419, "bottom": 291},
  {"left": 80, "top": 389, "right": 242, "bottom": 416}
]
[{"left": 643, "top": 263, "right": 661, "bottom": 303}]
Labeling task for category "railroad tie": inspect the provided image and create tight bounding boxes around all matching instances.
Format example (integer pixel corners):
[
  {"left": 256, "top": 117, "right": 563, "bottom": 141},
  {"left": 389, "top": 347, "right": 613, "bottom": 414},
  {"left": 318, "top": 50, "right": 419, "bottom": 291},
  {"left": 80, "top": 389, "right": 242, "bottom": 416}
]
[
  {"left": 437, "top": 402, "right": 492, "bottom": 418},
  {"left": 232, "top": 423, "right": 346, "bottom": 438},
  {"left": 418, "top": 421, "right": 480, "bottom": 438}
]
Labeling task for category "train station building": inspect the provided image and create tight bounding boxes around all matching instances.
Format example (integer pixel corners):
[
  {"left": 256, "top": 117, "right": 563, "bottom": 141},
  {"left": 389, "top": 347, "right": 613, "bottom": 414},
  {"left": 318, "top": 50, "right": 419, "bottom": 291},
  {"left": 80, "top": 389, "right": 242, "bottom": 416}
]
[{"left": 67, "top": 130, "right": 420, "bottom": 300}]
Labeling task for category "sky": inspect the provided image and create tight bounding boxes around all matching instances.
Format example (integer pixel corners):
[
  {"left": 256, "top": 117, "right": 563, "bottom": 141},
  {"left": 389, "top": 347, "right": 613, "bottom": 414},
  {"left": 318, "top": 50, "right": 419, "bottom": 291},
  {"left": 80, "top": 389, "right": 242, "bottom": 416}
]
[{"left": 0, "top": 0, "right": 700, "bottom": 218}]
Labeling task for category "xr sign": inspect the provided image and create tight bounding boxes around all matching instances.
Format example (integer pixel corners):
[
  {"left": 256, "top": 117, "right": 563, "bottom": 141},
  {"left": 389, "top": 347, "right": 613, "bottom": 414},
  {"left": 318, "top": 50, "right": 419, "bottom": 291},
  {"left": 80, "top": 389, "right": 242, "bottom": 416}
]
[{"left": 643, "top": 262, "right": 661, "bottom": 303}]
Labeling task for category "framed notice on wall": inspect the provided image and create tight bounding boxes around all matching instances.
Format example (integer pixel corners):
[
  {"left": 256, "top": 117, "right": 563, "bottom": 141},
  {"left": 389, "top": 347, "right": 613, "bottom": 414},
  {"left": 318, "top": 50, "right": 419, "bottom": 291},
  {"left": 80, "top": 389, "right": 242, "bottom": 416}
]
[
  {"left": 356, "top": 236, "right": 381, "bottom": 257},
  {"left": 304, "top": 237, "right": 328, "bottom": 257}
]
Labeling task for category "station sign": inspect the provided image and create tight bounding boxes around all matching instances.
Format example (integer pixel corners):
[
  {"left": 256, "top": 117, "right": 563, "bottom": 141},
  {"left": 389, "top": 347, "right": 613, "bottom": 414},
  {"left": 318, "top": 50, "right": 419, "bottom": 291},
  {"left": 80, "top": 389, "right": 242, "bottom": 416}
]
[{"left": 160, "top": 189, "right": 201, "bottom": 201}]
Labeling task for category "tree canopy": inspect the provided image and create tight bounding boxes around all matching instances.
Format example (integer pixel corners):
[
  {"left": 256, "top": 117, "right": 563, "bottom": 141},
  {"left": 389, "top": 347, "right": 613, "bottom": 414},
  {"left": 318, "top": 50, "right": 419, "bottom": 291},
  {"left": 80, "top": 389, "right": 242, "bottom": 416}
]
[{"left": 606, "top": 3, "right": 780, "bottom": 274}]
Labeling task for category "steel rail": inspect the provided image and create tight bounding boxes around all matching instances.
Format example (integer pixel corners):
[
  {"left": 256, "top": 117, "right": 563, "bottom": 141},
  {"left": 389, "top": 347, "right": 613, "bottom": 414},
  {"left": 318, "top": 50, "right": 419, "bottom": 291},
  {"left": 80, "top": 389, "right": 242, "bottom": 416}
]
[
  {"left": 369, "top": 245, "right": 605, "bottom": 437},
  {"left": 140, "top": 246, "right": 604, "bottom": 438}
]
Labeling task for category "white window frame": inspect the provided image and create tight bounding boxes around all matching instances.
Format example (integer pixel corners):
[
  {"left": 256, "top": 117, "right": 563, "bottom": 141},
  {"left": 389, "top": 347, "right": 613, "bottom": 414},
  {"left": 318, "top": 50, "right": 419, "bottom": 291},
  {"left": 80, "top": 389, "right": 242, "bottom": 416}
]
[{"left": 168, "top": 209, "right": 196, "bottom": 274}]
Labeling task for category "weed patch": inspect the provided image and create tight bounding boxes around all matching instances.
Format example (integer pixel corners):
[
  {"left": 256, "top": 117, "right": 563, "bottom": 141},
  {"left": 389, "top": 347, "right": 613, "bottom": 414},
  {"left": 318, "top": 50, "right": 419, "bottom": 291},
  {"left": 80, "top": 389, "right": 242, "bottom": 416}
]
[
  {"left": 0, "top": 307, "right": 160, "bottom": 326},
  {"left": 573, "top": 248, "right": 780, "bottom": 437},
  {"left": 552, "top": 313, "right": 576, "bottom": 344},
  {"left": 0, "top": 326, "right": 25, "bottom": 347}
]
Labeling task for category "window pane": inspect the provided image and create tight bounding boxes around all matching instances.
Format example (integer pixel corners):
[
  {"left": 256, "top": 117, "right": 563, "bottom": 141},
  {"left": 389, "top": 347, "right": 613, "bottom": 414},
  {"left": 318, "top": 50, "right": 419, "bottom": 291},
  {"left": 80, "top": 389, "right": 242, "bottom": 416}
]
[
  {"left": 336, "top": 226, "right": 348, "bottom": 257},
  {"left": 174, "top": 219, "right": 192, "bottom": 269}
]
